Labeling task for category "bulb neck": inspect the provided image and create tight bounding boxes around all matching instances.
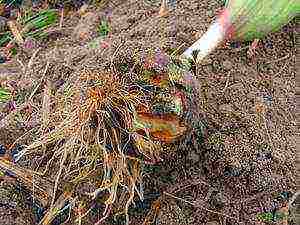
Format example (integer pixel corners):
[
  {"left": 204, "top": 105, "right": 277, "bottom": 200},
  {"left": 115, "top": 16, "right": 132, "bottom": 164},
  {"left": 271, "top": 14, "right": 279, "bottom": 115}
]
[
  {"left": 181, "top": 21, "right": 225, "bottom": 62},
  {"left": 182, "top": 9, "right": 232, "bottom": 62}
]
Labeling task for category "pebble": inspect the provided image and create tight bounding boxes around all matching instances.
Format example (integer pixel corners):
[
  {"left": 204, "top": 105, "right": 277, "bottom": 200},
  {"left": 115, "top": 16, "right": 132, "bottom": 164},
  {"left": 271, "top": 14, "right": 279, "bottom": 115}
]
[
  {"left": 262, "top": 95, "right": 273, "bottom": 106},
  {"left": 206, "top": 221, "right": 220, "bottom": 225},
  {"left": 73, "top": 12, "right": 99, "bottom": 41},
  {"left": 22, "top": 38, "right": 39, "bottom": 54},
  {"left": 256, "top": 151, "right": 272, "bottom": 161},
  {"left": 78, "top": 3, "right": 89, "bottom": 16},
  {"left": 111, "top": 15, "right": 129, "bottom": 31},
  {"left": 212, "top": 60, "right": 222, "bottom": 72},
  {"left": 0, "top": 55, "right": 6, "bottom": 64},
  {"left": 0, "top": 16, "right": 7, "bottom": 32},
  {"left": 219, "top": 104, "right": 233, "bottom": 114},
  {"left": 207, "top": 10, "right": 214, "bottom": 18},
  {"left": 9, "top": 9, "right": 19, "bottom": 19},
  {"left": 222, "top": 59, "right": 233, "bottom": 70},
  {"left": 32, "top": 202, "right": 45, "bottom": 222},
  {"left": 177, "top": 32, "right": 191, "bottom": 43},
  {"left": 188, "top": 151, "right": 200, "bottom": 164},
  {"left": 199, "top": 56, "right": 213, "bottom": 65},
  {"left": 224, "top": 166, "right": 241, "bottom": 177},
  {"left": 194, "top": 30, "right": 204, "bottom": 39},
  {"left": 143, "top": 0, "right": 161, "bottom": 7},
  {"left": 0, "top": 144, "right": 6, "bottom": 156},
  {"left": 168, "top": 0, "right": 177, "bottom": 8},
  {"left": 265, "top": 40, "right": 273, "bottom": 49},
  {"left": 230, "top": 41, "right": 241, "bottom": 48},
  {"left": 10, "top": 144, "right": 24, "bottom": 162}
]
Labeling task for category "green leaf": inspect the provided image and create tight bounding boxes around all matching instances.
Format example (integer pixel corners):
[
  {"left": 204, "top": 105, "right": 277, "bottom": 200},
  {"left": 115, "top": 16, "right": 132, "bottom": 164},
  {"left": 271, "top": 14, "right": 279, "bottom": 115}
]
[
  {"left": 10, "top": 47, "right": 17, "bottom": 55},
  {"left": 98, "top": 20, "right": 110, "bottom": 37},
  {"left": 226, "top": 0, "right": 299, "bottom": 40},
  {"left": 0, "top": 32, "right": 13, "bottom": 47},
  {"left": 0, "top": 87, "right": 11, "bottom": 103}
]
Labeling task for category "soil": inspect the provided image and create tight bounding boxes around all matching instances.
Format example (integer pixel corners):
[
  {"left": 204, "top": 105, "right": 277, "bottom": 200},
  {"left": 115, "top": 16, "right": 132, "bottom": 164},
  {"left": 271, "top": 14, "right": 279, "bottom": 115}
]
[{"left": 0, "top": 0, "right": 298, "bottom": 225}]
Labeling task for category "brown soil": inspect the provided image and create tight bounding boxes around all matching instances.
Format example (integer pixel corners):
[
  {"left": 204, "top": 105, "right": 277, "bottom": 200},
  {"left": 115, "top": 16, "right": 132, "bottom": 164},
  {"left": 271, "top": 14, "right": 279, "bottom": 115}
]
[{"left": 0, "top": 1, "right": 297, "bottom": 225}]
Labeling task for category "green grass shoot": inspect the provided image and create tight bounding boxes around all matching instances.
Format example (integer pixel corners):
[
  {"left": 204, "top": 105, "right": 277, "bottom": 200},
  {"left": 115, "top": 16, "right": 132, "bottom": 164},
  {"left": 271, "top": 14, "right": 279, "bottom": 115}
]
[
  {"left": 0, "top": 9, "right": 58, "bottom": 47},
  {"left": 98, "top": 20, "right": 110, "bottom": 37},
  {"left": 0, "top": 87, "right": 11, "bottom": 103}
]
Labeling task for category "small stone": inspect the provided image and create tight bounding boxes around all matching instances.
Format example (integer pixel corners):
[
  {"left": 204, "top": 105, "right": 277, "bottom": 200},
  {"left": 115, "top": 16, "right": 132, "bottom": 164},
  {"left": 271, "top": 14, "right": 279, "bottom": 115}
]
[
  {"left": 224, "top": 166, "right": 241, "bottom": 177},
  {"left": 7, "top": 101, "right": 16, "bottom": 112},
  {"left": 0, "top": 16, "right": 8, "bottom": 32},
  {"left": 230, "top": 41, "right": 241, "bottom": 48},
  {"left": 168, "top": 26, "right": 178, "bottom": 37},
  {"left": 0, "top": 55, "right": 6, "bottom": 64},
  {"left": 279, "top": 191, "right": 289, "bottom": 199},
  {"left": 262, "top": 95, "right": 273, "bottom": 106},
  {"left": 265, "top": 40, "right": 273, "bottom": 49},
  {"left": 22, "top": 37, "right": 38, "bottom": 51},
  {"left": 144, "top": 0, "right": 161, "bottom": 7},
  {"left": 210, "top": 191, "right": 228, "bottom": 207},
  {"left": 194, "top": 30, "right": 203, "bottom": 39},
  {"left": 206, "top": 221, "right": 220, "bottom": 225},
  {"left": 112, "top": 15, "right": 130, "bottom": 31},
  {"left": 78, "top": 4, "right": 89, "bottom": 16},
  {"left": 11, "top": 144, "right": 24, "bottom": 162},
  {"left": 168, "top": 0, "right": 177, "bottom": 8},
  {"left": 212, "top": 60, "right": 222, "bottom": 72},
  {"left": 9, "top": 9, "right": 19, "bottom": 19},
  {"left": 207, "top": 10, "right": 214, "bottom": 18},
  {"left": 222, "top": 59, "right": 233, "bottom": 70},
  {"left": 159, "top": 3, "right": 169, "bottom": 17},
  {"left": 0, "top": 144, "right": 6, "bottom": 156},
  {"left": 199, "top": 57, "right": 213, "bottom": 65},
  {"left": 177, "top": 32, "right": 191, "bottom": 43},
  {"left": 219, "top": 104, "right": 233, "bottom": 114},
  {"left": 188, "top": 151, "right": 200, "bottom": 164},
  {"left": 73, "top": 12, "right": 99, "bottom": 41}
]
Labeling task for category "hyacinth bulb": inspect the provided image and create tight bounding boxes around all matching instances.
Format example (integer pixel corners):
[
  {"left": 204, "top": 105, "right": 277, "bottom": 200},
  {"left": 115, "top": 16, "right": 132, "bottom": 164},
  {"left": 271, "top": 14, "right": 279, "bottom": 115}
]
[{"left": 183, "top": 0, "right": 299, "bottom": 61}]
